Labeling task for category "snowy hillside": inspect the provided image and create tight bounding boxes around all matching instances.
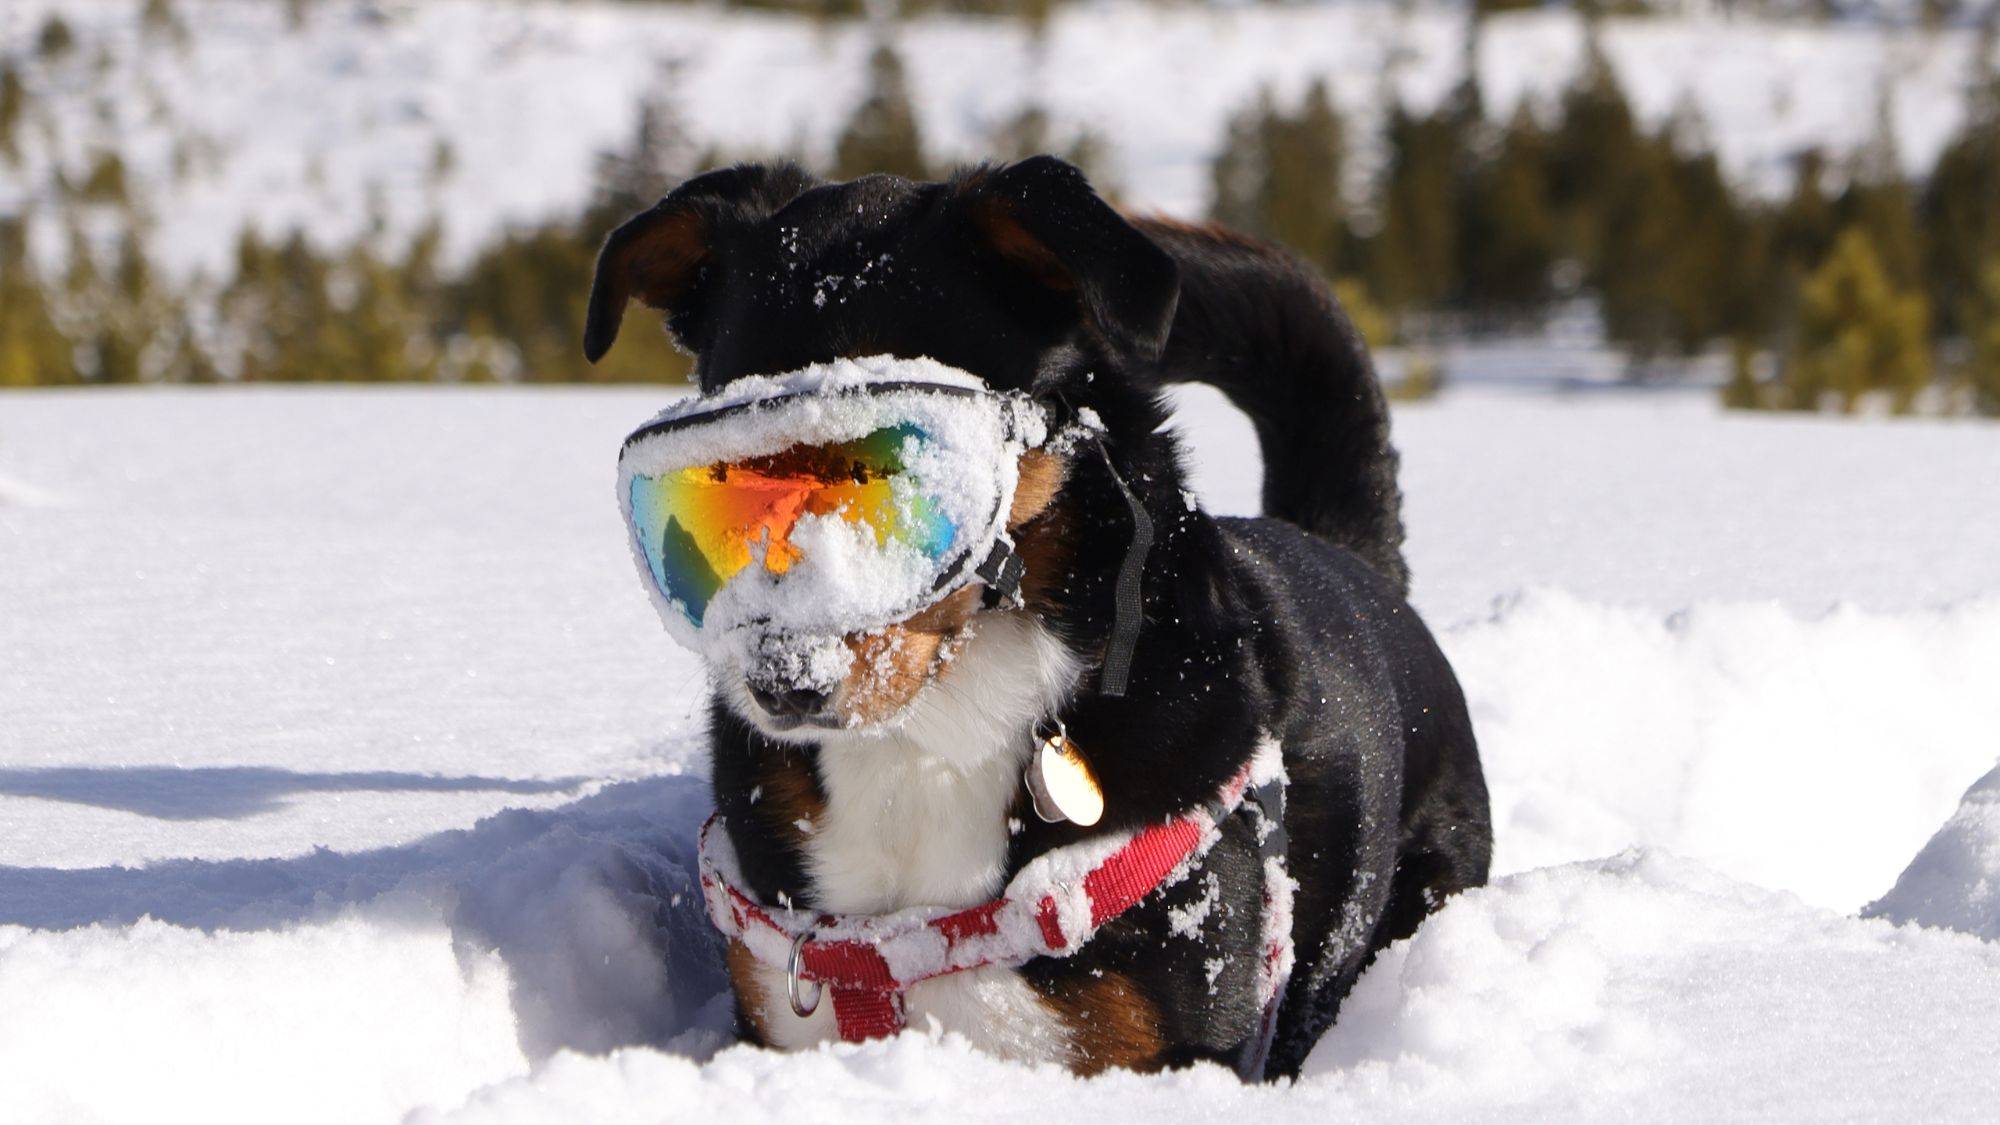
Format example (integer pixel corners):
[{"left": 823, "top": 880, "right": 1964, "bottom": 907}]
[
  {"left": 3, "top": 383, "right": 1998, "bottom": 1120},
  {"left": 4, "top": 0, "right": 1995, "bottom": 274}
]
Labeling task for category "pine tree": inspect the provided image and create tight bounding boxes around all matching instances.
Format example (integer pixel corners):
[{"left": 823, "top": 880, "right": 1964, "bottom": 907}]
[
  {"left": 1546, "top": 36, "right": 1644, "bottom": 275},
  {"left": 1593, "top": 134, "right": 1684, "bottom": 363},
  {"left": 833, "top": 44, "right": 928, "bottom": 182},
  {"left": 1369, "top": 101, "right": 1465, "bottom": 312},
  {"left": 1967, "top": 258, "right": 2000, "bottom": 415},
  {"left": 444, "top": 224, "right": 588, "bottom": 383},
  {"left": 28, "top": 221, "right": 207, "bottom": 384},
  {"left": 328, "top": 237, "right": 438, "bottom": 382},
  {"left": 736, "top": 0, "right": 863, "bottom": 16},
  {"left": 1921, "top": 60, "right": 2000, "bottom": 337},
  {"left": 0, "top": 218, "right": 76, "bottom": 386},
  {"left": 1261, "top": 79, "right": 1346, "bottom": 273},
  {"left": 1773, "top": 150, "right": 1837, "bottom": 274},
  {"left": 990, "top": 104, "right": 1117, "bottom": 195},
  {"left": 221, "top": 229, "right": 340, "bottom": 382},
  {"left": 1208, "top": 92, "right": 1273, "bottom": 236},
  {"left": 75, "top": 151, "right": 130, "bottom": 207},
  {"left": 435, "top": 95, "right": 704, "bottom": 386},
  {"left": 1663, "top": 142, "right": 1762, "bottom": 352},
  {"left": 141, "top": 0, "right": 189, "bottom": 50},
  {"left": 0, "top": 60, "right": 25, "bottom": 164},
  {"left": 899, "top": 0, "right": 1050, "bottom": 26},
  {"left": 98, "top": 230, "right": 154, "bottom": 383},
  {"left": 1785, "top": 227, "right": 1933, "bottom": 413},
  {"left": 1722, "top": 336, "right": 1762, "bottom": 410},
  {"left": 1457, "top": 106, "right": 1557, "bottom": 315},
  {"left": 1576, "top": 97, "right": 1763, "bottom": 365},
  {"left": 1837, "top": 93, "right": 1926, "bottom": 293},
  {"left": 595, "top": 75, "right": 700, "bottom": 220},
  {"left": 36, "top": 14, "right": 76, "bottom": 62},
  {"left": 1207, "top": 82, "right": 1348, "bottom": 274},
  {"left": 1758, "top": 148, "right": 1839, "bottom": 349},
  {"left": 1331, "top": 278, "right": 1391, "bottom": 351},
  {"left": 992, "top": 105, "right": 1054, "bottom": 161}
]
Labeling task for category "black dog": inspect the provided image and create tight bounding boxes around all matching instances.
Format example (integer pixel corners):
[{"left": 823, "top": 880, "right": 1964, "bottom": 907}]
[{"left": 585, "top": 156, "right": 1491, "bottom": 1078}]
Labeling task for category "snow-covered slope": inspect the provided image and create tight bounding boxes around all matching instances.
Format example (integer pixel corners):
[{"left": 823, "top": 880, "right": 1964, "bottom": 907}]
[
  {"left": 422, "top": 853, "right": 2000, "bottom": 1125},
  {"left": 3, "top": 383, "right": 1998, "bottom": 1120},
  {"left": 4, "top": 1, "right": 1993, "bottom": 274}
]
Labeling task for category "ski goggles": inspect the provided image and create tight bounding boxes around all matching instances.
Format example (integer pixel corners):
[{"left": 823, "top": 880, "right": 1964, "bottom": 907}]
[{"left": 616, "top": 356, "right": 1051, "bottom": 653}]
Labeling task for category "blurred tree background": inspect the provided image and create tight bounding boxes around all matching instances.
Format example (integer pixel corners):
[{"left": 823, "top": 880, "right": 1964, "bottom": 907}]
[{"left": 2, "top": 0, "right": 1998, "bottom": 416}]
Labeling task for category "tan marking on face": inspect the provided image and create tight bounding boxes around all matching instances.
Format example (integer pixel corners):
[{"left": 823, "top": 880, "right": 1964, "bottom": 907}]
[
  {"left": 1040, "top": 969, "right": 1167, "bottom": 1075},
  {"left": 1009, "top": 448, "right": 1066, "bottom": 528},
  {"left": 836, "top": 586, "right": 978, "bottom": 726},
  {"left": 829, "top": 449, "right": 1071, "bottom": 727},
  {"left": 724, "top": 939, "right": 775, "bottom": 1045},
  {"left": 1010, "top": 449, "right": 1074, "bottom": 613}
]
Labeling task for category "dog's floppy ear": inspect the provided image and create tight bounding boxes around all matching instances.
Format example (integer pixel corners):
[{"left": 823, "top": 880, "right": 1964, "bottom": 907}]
[
  {"left": 958, "top": 155, "right": 1179, "bottom": 361},
  {"left": 584, "top": 162, "right": 815, "bottom": 362}
]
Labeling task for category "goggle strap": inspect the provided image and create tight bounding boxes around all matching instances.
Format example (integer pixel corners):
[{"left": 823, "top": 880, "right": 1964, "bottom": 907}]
[
  {"left": 975, "top": 539, "right": 1027, "bottom": 611},
  {"left": 1094, "top": 436, "right": 1154, "bottom": 700}
]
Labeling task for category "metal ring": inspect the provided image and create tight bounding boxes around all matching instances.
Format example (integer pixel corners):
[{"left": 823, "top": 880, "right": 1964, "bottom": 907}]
[{"left": 787, "top": 929, "right": 822, "bottom": 1018}]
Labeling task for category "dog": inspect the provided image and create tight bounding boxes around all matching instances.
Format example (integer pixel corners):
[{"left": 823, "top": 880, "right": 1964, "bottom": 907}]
[{"left": 584, "top": 155, "right": 1492, "bottom": 1078}]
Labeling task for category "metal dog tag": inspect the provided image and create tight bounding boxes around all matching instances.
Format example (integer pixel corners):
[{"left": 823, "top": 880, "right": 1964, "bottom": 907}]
[{"left": 1026, "top": 723, "right": 1103, "bottom": 827}]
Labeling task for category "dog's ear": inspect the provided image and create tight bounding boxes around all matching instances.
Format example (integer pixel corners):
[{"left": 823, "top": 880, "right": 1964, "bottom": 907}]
[
  {"left": 957, "top": 156, "right": 1179, "bottom": 362},
  {"left": 584, "top": 163, "right": 815, "bottom": 362}
]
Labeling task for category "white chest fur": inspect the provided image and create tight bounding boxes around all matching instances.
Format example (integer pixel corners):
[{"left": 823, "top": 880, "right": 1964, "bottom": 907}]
[{"left": 749, "top": 613, "right": 1081, "bottom": 1061}]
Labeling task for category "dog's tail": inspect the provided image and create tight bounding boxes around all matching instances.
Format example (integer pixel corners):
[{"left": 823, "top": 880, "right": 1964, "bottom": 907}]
[{"left": 1133, "top": 219, "right": 1409, "bottom": 593}]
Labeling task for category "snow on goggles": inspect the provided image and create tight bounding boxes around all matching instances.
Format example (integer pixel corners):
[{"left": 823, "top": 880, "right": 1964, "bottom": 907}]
[{"left": 616, "top": 356, "right": 1049, "bottom": 651}]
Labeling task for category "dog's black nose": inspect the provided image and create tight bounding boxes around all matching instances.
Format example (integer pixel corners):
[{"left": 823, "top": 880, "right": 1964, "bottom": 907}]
[{"left": 748, "top": 681, "right": 831, "bottom": 721}]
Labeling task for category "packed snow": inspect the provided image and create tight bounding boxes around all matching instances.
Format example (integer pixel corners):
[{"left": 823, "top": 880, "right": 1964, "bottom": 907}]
[
  {"left": 1869, "top": 760, "right": 2000, "bottom": 940},
  {"left": 5, "top": 0, "right": 1996, "bottom": 274},
  {"left": 3, "top": 380, "right": 1997, "bottom": 1120}
]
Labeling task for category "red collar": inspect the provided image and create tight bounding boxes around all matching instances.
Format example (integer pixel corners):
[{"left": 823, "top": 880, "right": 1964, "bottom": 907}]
[{"left": 697, "top": 761, "right": 1264, "bottom": 1043}]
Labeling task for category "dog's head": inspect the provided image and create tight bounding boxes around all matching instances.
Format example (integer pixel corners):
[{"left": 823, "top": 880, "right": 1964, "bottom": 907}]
[{"left": 585, "top": 157, "right": 1177, "bottom": 737}]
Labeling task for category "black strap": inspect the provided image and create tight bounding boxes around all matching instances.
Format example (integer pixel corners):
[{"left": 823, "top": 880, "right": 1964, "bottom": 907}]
[
  {"left": 1095, "top": 438, "right": 1153, "bottom": 698},
  {"left": 1231, "top": 774, "right": 1290, "bottom": 1082},
  {"left": 974, "top": 540, "right": 1026, "bottom": 610},
  {"left": 1204, "top": 777, "right": 1289, "bottom": 863},
  {"left": 1245, "top": 776, "right": 1289, "bottom": 863}
]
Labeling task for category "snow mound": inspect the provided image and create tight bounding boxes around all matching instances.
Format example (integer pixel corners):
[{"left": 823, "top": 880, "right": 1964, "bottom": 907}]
[
  {"left": 1447, "top": 590, "right": 2000, "bottom": 912},
  {"left": 0, "top": 472, "right": 61, "bottom": 508},
  {"left": 1306, "top": 851, "right": 2000, "bottom": 1118},
  {"left": 414, "top": 852, "right": 2000, "bottom": 1123},
  {"left": 0, "top": 777, "right": 737, "bottom": 1123},
  {"left": 1867, "top": 760, "right": 2000, "bottom": 941},
  {"left": 0, "top": 916, "right": 523, "bottom": 1123}
]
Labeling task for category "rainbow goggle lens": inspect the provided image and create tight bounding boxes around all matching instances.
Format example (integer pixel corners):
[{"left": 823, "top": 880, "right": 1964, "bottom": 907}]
[{"left": 616, "top": 357, "right": 1049, "bottom": 649}]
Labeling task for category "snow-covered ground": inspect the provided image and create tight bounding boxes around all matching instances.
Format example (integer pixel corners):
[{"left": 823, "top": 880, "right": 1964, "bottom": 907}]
[
  {"left": 4, "top": 1, "right": 1994, "bottom": 274},
  {"left": 3, "top": 382, "right": 1998, "bottom": 1120}
]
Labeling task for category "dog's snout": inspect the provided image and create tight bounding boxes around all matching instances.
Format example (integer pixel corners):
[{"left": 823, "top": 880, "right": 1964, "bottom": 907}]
[{"left": 748, "top": 680, "right": 831, "bottom": 721}]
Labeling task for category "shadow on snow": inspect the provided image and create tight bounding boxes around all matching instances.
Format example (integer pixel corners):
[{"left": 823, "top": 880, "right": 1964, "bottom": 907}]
[
  {"left": 0, "top": 773, "right": 735, "bottom": 1062},
  {"left": 0, "top": 765, "right": 589, "bottom": 820}
]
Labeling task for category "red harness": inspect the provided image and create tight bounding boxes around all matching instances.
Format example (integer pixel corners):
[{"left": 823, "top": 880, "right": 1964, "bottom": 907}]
[{"left": 697, "top": 745, "right": 1295, "bottom": 1075}]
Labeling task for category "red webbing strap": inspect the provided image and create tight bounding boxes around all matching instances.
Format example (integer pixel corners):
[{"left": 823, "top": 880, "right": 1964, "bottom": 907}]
[
  {"left": 830, "top": 985, "right": 904, "bottom": 1040},
  {"left": 1082, "top": 817, "right": 1206, "bottom": 928},
  {"left": 699, "top": 763, "right": 1256, "bottom": 1045},
  {"left": 800, "top": 938, "right": 904, "bottom": 1039}
]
